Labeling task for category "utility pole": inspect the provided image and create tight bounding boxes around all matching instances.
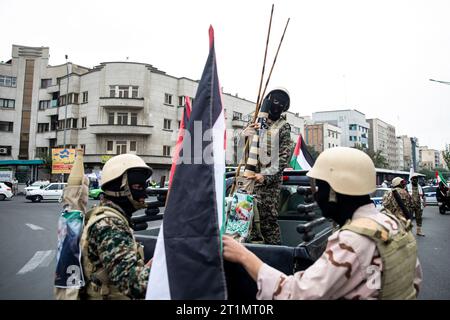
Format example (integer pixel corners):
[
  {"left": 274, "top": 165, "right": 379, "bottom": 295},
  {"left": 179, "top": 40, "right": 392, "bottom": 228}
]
[{"left": 62, "top": 55, "right": 70, "bottom": 183}]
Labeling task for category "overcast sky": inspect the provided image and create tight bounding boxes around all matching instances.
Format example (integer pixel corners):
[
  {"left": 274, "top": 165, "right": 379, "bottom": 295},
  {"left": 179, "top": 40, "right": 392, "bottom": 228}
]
[{"left": 1, "top": 0, "right": 449, "bottom": 150}]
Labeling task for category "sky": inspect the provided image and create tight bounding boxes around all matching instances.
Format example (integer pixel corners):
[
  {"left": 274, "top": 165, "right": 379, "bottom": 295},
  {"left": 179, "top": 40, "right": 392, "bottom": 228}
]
[{"left": 1, "top": 0, "right": 450, "bottom": 150}]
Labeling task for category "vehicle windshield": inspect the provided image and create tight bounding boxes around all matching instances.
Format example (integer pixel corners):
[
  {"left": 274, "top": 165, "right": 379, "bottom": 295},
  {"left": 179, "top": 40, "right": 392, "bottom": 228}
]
[{"left": 370, "top": 189, "right": 389, "bottom": 198}]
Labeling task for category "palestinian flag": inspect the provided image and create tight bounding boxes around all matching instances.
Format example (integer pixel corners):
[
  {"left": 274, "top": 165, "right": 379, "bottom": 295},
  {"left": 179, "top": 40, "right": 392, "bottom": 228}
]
[
  {"left": 289, "top": 134, "right": 315, "bottom": 170},
  {"left": 436, "top": 171, "right": 448, "bottom": 186},
  {"left": 146, "top": 26, "right": 227, "bottom": 300}
]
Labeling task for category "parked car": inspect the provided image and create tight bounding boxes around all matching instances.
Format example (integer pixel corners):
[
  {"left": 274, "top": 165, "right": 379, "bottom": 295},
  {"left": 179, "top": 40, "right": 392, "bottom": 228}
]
[
  {"left": 25, "top": 183, "right": 66, "bottom": 202},
  {"left": 370, "top": 187, "right": 390, "bottom": 210},
  {"left": 88, "top": 188, "right": 105, "bottom": 200},
  {"left": 422, "top": 185, "right": 438, "bottom": 205},
  {"left": 24, "top": 180, "right": 50, "bottom": 196},
  {"left": 135, "top": 170, "right": 335, "bottom": 300},
  {"left": 0, "top": 182, "right": 14, "bottom": 201}
]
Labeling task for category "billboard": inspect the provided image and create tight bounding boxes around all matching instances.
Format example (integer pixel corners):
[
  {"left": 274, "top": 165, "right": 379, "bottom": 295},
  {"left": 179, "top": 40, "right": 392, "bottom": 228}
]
[{"left": 52, "top": 149, "right": 76, "bottom": 174}]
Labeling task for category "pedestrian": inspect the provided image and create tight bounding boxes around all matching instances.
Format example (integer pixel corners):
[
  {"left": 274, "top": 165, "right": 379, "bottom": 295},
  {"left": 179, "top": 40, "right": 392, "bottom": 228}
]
[
  {"left": 223, "top": 147, "right": 422, "bottom": 299},
  {"left": 79, "top": 154, "right": 152, "bottom": 299},
  {"left": 12, "top": 177, "right": 18, "bottom": 195},
  {"left": 382, "top": 177, "right": 413, "bottom": 221},
  {"left": 408, "top": 173, "right": 426, "bottom": 236},
  {"left": 241, "top": 88, "right": 292, "bottom": 245}
]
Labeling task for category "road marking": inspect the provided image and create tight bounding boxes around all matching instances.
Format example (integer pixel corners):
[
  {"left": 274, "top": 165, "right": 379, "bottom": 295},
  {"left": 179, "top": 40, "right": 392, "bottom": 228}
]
[
  {"left": 25, "top": 223, "right": 45, "bottom": 231},
  {"left": 17, "top": 250, "right": 55, "bottom": 275}
]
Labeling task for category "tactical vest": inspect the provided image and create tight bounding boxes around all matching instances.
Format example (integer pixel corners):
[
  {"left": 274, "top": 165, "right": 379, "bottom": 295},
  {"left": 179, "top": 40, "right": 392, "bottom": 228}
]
[
  {"left": 341, "top": 211, "right": 417, "bottom": 300},
  {"left": 80, "top": 206, "right": 144, "bottom": 300}
]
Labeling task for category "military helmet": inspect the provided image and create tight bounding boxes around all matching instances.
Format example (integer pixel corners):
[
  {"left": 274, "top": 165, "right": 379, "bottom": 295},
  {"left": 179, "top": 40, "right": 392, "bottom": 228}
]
[
  {"left": 391, "top": 177, "right": 404, "bottom": 188},
  {"left": 266, "top": 87, "right": 290, "bottom": 112},
  {"left": 101, "top": 154, "right": 152, "bottom": 189},
  {"left": 306, "top": 147, "right": 376, "bottom": 196}
]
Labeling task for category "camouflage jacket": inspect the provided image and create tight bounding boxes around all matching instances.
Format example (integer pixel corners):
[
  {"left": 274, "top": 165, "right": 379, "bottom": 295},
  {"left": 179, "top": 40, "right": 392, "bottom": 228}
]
[
  {"left": 86, "top": 200, "right": 150, "bottom": 299},
  {"left": 382, "top": 188, "right": 413, "bottom": 219},
  {"left": 244, "top": 114, "right": 292, "bottom": 189}
]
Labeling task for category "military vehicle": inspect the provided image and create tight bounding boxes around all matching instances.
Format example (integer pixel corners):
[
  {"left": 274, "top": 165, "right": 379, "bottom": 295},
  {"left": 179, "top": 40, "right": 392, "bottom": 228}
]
[{"left": 133, "top": 170, "right": 334, "bottom": 300}]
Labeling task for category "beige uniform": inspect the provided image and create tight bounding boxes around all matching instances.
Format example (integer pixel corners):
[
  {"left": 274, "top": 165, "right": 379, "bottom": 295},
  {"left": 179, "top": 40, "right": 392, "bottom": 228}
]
[{"left": 256, "top": 204, "right": 423, "bottom": 300}]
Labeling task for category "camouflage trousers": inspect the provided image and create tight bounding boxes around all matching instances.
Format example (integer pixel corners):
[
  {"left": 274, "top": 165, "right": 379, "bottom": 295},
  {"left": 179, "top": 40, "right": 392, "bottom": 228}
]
[
  {"left": 250, "top": 186, "right": 281, "bottom": 245},
  {"left": 412, "top": 206, "right": 423, "bottom": 227}
]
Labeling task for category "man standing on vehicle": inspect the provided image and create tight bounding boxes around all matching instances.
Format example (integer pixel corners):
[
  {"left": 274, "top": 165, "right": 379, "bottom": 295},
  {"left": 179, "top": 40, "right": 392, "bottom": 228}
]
[
  {"left": 241, "top": 88, "right": 292, "bottom": 245},
  {"left": 80, "top": 154, "right": 153, "bottom": 299},
  {"left": 223, "top": 147, "right": 422, "bottom": 299},
  {"left": 382, "top": 177, "right": 413, "bottom": 221},
  {"left": 408, "top": 173, "right": 426, "bottom": 236}
]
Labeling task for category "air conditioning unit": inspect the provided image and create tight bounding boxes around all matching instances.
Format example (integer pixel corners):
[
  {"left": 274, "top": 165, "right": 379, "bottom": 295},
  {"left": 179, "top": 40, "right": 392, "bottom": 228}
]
[{"left": 0, "top": 147, "right": 8, "bottom": 155}]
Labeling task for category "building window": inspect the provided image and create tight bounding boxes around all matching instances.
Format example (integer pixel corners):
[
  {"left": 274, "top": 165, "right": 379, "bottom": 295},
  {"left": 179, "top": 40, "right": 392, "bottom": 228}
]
[
  {"left": 66, "top": 119, "right": 71, "bottom": 129},
  {"left": 0, "top": 75, "right": 17, "bottom": 87},
  {"left": 107, "top": 141, "right": 114, "bottom": 152},
  {"left": 0, "top": 121, "right": 13, "bottom": 132},
  {"left": 72, "top": 119, "right": 78, "bottom": 129},
  {"left": 190, "top": 97, "right": 195, "bottom": 106},
  {"left": 38, "top": 100, "right": 50, "bottom": 110},
  {"left": 116, "top": 141, "right": 127, "bottom": 154},
  {"left": 117, "top": 113, "right": 128, "bottom": 125},
  {"left": 82, "top": 91, "right": 88, "bottom": 103},
  {"left": 163, "top": 145, "right": 171, "bottom": 156},
  {"left": 0, "top": 98, "right": 15, "bottom": 109},
  {"left": 50, "top": 115, "right": 58, "bottom": 131},
  {"left": 164, "top": 119, "right": 171, "bottom": 130},
  {"left": 81, "top": 117, "right": 87, "bottom": 128},
  {"left": 130, "top": 141, "right": 137, "bottom": 152},
  {"left": 178, "top": 96, "right": 185, "bottom": 107},
  {"left": 80, "top": 144, "right": 85, "bottom": 153},
  {"left": 37, "top": 123, "right": 49, "bottom": 133},
  {"left": 178, "top": 121, "right": 181, "bottom": 128},
  {"left": 132, "top": 86, "right": 138, "bottom": 98},
  {"left": 41, "top": 79, "right": 52, "bottom": 88},
  {"left": 108, "top": 113, "right": 115, "bottom": 125},
  {"left": 118, "top": 86, "right": 129, "bottom": 98},
  {"left": 233, "top": 112, "right": 242, "bottom": 120},
  {"left": 130, "top": 113, "right": 137, "bottom": 126},
  {"left": 36, "top": 147, "right": 49, "bottom": 157},
  {"left": 109, "top": 86, "right": 116, "bottom": 97},
  {"left": 349, "top": 124, "right": 357, "bottom": 130},
  {"left": 165, "top": 93, "right": 173, "bottom": 105}
]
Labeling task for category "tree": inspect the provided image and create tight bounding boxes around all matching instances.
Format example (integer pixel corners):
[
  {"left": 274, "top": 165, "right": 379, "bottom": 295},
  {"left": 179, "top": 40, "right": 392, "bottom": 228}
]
[{"left": 442, "top": 149, "right": 450, "bottom": 170}]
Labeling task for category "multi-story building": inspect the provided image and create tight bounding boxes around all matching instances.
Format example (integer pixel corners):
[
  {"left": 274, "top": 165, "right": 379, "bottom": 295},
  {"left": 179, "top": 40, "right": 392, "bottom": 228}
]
[
  {"left": 396, "top": 136, "right": 405, "bottom": 170},
  {"left": 0, "top": 45, "right": 305, "bottom": 181},
  {"left": 312, "top": 109, "right": 369, "bottom": 148},
  {"left": 367, "top": 118, "right": 397, "bottom": 169},
  {"left": 419, "top": 146, "right": 441, "bottom": 170},
  {"left": 305, "top": 122, "right": 342, "bottom": 153}
]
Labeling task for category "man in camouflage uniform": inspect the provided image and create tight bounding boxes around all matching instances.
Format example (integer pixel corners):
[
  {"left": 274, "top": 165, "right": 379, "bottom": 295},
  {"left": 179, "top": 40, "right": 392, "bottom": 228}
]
[
  {"left": 408, "top": 173, "right": 425, "bottom": 236},
  {"left": 382, "top": 177, "right": 413, "bottom": 221},
  {"left": 81, "top": 154, "right": 153, "bottom": 299},
  {"left": 243, "top": 88, "right": 292, "bottom": 245}
]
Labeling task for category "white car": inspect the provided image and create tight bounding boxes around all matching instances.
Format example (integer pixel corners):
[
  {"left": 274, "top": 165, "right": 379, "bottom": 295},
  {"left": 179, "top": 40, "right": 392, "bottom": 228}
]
[
  {"left": 422, "top": 186, "right": 438, "bottom": 205},
  {"left": 24, "top": 181, "right": 50, "bottom": 196},
  {"left": 0, "top": 182, "right": 14, "bottom": 201},
  {"left": 25, "top": 183, "right": 66, "bottom": 202},
  {"left": 370, "top": 187, "right": 390, "bottom": 210}
]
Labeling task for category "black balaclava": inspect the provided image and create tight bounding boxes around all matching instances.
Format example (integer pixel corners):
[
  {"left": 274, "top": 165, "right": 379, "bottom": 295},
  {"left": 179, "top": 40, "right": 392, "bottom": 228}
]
[
  {"left": 103, "top": 168, "right": 149, "bottom": 218},
  {"left": 411, "top": 177, "right": 418, "bottom": 187},
  {"left": 265, "top": 89, "right": 290, "bottom": 121},
  {"left": 315, "top": 179, "right": 373, "bottom": 227}
]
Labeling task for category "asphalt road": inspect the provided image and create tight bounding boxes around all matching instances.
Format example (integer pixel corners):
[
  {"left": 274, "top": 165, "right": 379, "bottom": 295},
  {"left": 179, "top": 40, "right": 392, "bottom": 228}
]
[{"left": 0, "top": 196, "right": 449, "bottom": 299}]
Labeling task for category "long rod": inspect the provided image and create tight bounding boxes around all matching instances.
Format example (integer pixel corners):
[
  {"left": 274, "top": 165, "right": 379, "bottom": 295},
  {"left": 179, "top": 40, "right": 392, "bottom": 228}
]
[
  {"left": 231, "top": 5, "right": 275, "bottom": 194},
  {"left": 62, "top": 56, "right": 69, "bottom": 183},
  {"left": 234, "top": 17, "right": 291, "bottom": 184}
]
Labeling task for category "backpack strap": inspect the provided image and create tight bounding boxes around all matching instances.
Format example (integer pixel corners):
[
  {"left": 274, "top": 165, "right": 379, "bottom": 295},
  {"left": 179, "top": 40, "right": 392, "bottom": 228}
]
[{"left": 341, "top": 218, "right": 391, "bottom": 243}]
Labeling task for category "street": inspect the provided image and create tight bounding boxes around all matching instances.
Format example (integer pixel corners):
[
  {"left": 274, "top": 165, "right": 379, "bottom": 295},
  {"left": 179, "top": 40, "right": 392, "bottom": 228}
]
[{"left": 0, "top": 196, "right": 449, "bottom": 300}]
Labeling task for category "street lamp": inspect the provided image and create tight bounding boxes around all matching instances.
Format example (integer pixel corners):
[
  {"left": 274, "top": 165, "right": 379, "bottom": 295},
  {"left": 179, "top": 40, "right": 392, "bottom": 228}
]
[
  {"left": 62, "top": 55, "right": 70, "bottom": 183},
  {"left": 429, "top": 78, "right": 450, "bottom": 85}
]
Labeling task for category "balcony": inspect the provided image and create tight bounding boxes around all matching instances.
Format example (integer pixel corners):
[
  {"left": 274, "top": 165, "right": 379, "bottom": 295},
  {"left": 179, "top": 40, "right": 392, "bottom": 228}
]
[
  {"left": 46, "top": 85, "right": 60, "bottom": 94},
  {"left": 99, "top": 97, "right": 144, "bottom": 109},
  {"left": 37, "top": 131, "right": 57, "bottom": 140},
  {"left": 90, "top": 124, "right": 153, "bottom": 135},
  {"left": 231, "top": 118, "right": 246, "bottom": 128},
  {"left": 56, "top": 129, "right": 79, "bottom": 145},
  {"left": 58, "top": 104, "right": 79, "bottom": 118}
]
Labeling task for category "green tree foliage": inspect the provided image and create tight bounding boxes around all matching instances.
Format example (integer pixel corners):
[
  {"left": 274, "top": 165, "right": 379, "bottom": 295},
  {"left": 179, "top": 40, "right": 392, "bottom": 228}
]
[{"left": 442, "top": 149, "right": 450, "bottom": 170}]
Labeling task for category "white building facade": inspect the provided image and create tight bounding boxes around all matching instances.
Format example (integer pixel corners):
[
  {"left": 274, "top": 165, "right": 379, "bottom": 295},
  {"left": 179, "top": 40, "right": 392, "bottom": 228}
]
[
  {"left": 312, "top": 109, "right": 370, "bottom": 148},
  {"left": 0, "top": 45, "right": 305, "bottom": 181},
  {"left": 367, "top": 118, "right": 398, "bottom": 169}
]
